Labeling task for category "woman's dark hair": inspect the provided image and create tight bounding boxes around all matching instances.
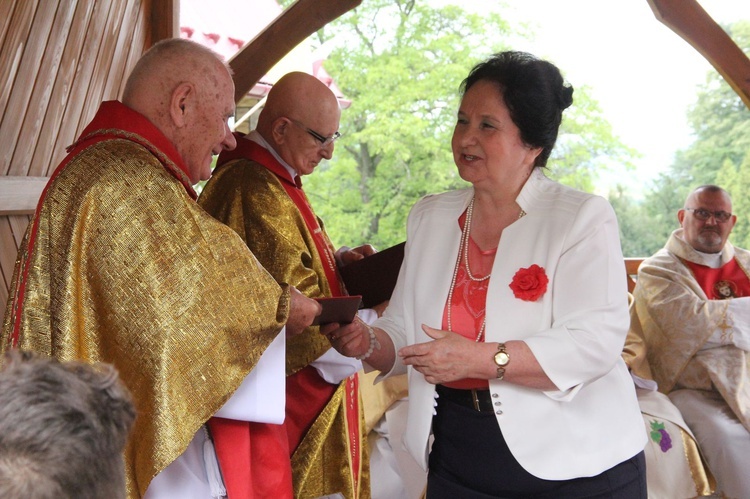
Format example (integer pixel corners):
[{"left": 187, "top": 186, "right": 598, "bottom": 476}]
[{"left": 459, "top": 51, "right": 574, "bottom": 167}]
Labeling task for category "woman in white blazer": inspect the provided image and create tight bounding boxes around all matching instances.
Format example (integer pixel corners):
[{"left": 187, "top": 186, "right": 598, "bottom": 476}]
[{"left": 323, "top": 51, "right": 646, "bottom": 498}]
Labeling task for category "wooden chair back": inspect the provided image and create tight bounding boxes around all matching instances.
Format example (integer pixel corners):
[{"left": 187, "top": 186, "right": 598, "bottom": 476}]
[{"left": 625, "top": 258, "right": 645, "bottom": 293}]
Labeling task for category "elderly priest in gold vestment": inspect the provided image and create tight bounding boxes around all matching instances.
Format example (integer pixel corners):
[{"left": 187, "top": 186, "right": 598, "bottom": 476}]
[
  {"left": 199, "top": 72, "right": 379, "bottom": 499},
  {"left": 1, "top": 39, "right": 321, "bottom": 499}
]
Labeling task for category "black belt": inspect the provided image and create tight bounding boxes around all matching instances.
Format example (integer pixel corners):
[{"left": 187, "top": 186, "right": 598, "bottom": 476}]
[{"left": 436, "top": 384, "right": 497, "bottom": 413}]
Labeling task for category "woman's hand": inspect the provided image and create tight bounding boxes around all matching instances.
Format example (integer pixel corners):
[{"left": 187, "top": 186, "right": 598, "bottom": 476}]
[
  {"left": 321, "top": 318, "right": 396, "bottom": 372},
  {"left": 320, "top": 319, "right": 370, "bottom": 358},
  {"left": 399, "top": 325, "right": 497, "bottom": 384}
]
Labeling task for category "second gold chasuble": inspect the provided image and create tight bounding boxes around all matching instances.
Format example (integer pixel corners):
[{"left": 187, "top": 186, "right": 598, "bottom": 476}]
[
  {"left": 199, "top": 133, "right": 369, "bottom": 499},
  {"left": 1, "top": 102, "right": 289, "bottom": 498}
]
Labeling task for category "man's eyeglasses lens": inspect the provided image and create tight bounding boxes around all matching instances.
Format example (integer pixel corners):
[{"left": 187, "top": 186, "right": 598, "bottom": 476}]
[
  {"left": 686, "top": 208, "right": 732, "bottom": 223},
  {"left": 288, "top": 118, "right": 341, "bottom": 147}
]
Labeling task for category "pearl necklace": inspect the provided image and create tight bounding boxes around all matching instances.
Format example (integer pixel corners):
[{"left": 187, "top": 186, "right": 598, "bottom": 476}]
[
  {"left": 447, "top": 198, "right": 487, "bottom": 341},
  {"left": 446, "top": 198, "right": 526, "bottom": 342},
  {"left": 462, "top": 198, "right": 491, "bottom": 282}
]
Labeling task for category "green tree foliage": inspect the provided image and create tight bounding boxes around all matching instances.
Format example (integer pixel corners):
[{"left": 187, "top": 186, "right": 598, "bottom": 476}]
[
  {"left": 625, "top": 20, "right": 750, "bottom": 255},
  {"left": 298, "top": 1, "right": 635, "bottom": 250},
  {"left": 718, "top": 153, "right": 750, "bottom": 249},
  {"left": 681, "top": 21, "right": 750, "bottom": 185},
  {"left": 609, "top": 184, "right": 672, "bottom": 257},
  {"left": 304, "top": 1, "right": 503, "bottom": 249},
  {"left": 549, "top": 88, "right": 637, "bottom": 193}
]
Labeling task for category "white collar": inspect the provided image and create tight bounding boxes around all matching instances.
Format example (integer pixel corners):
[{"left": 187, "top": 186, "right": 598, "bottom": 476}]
[{"left": 669, "top": 228, "right": 732, "bottom": 268}]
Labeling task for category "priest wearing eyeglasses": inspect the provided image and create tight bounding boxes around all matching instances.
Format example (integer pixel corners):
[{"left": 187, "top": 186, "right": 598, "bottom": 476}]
[
  {"left": 630, "top": 184, "right": 750, "bottom": 498},
  {"left": 198, "top": 71, "right": 381, "bottom": 499}
]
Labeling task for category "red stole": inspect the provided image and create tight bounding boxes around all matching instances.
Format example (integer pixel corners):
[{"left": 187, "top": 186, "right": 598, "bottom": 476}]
[
  {"left": 207, "top": 418, "right": 293, "bottom": 498},
  {"left": 6, "top": 101, "right": 195, "bottom": 349},
  {"left": 685, "top": 258, "right": 750, "bottom": 299},
  {"left": 215, "top": 134, "right": 362, "bottom": 494}
]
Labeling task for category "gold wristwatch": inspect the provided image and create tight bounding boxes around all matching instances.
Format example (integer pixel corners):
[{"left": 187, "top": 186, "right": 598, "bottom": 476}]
[{"left": 493, "top": 343, "right": 510, "bottom": 380}]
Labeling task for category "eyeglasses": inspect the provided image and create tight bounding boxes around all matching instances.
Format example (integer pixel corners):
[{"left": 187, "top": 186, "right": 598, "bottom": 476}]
[
  {"left": 684, "top": 207, "right": 733, "bottom": 223},
  {"left": 287, "top": 118, "right": 341, "bottom": 147}
]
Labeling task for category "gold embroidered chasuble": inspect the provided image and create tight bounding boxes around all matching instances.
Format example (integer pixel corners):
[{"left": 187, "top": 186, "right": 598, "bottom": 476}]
[
  {"left": 631, "top": 229, "right": 750, "bottom": 432},
  {"left": 1, "top": 101, "right": 289, "bottom": 498},
  {"left": 199, "top": 158, "right": 334, "bottom": 375},
  {"left": 199, "top": 142, "right": 369, "bottom": 499}
]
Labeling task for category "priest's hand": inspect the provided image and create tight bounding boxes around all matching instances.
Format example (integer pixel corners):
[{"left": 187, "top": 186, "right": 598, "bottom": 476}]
[
  {"left": 335, "top": 244, "right": 377, "bottom": 266},
  {"left": 287, "top": 286, "right": 322, "bottom": 336}
]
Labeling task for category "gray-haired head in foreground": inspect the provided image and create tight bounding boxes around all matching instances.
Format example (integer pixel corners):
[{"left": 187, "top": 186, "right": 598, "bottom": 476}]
[{"left": 0, "top": 350, "right": 136, "bottom": 499}]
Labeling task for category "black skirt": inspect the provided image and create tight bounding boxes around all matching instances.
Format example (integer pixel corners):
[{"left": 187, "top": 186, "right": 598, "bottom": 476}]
[{"left": 426, "top": 385, "right": 647, "bottom": 499}]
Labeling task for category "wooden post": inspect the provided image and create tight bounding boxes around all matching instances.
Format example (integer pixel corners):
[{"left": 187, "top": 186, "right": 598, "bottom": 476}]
[{"left": 648, "top": 0, "right": 750, "bottom": 109}]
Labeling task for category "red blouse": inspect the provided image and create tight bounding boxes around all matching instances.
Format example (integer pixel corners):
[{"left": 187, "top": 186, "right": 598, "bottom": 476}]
[{"left": 442, "top": 210, "right": 496, "bottom": 390}]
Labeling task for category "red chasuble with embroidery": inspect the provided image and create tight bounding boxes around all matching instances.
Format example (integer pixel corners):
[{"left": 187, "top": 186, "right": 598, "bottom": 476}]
[{"left": 685, "top": 258, "right": 750, "bottom": 299}]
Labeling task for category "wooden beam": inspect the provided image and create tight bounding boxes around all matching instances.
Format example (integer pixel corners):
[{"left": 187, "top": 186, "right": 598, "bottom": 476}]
[
  {"left": 229, "top": 0, "right": 362, "bottom": 103},
  {"left": 648, "top": 0, "right": 750, "bottom": 109},
  {"left": 0, "top": 177, "right": 47, "bottom": 215},
  {"left": 149, "top": 0, "right": 178, "bottom": 46}
]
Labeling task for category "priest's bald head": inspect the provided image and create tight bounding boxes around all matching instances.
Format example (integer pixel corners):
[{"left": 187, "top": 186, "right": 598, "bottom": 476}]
[
  {"left": 122, "top": 38, "right": 237, "bottom": 184},
  {"left": 256, "top": 71, "right": 342, "bottom": 176}
]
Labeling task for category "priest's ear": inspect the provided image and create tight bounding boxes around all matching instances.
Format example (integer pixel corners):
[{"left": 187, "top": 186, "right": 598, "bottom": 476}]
[
  {"left": 271, "top": 117, "right": 292, "bottom": 145},
  {"left": 170, "top": 82, "right": 195, "bottom": 127},
  {"left": 677, "top": 208, "right": 686, "bottom": 227}
]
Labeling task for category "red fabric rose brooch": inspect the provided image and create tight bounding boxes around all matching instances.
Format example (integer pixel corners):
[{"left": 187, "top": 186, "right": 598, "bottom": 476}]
[{"left": 509, "top": 264, "right": 549, "bottom": 302}]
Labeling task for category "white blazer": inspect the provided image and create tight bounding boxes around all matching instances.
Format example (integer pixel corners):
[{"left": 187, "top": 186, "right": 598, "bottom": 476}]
[{"left": 374, "top": 169, "right": 646, "bottom": 480}]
